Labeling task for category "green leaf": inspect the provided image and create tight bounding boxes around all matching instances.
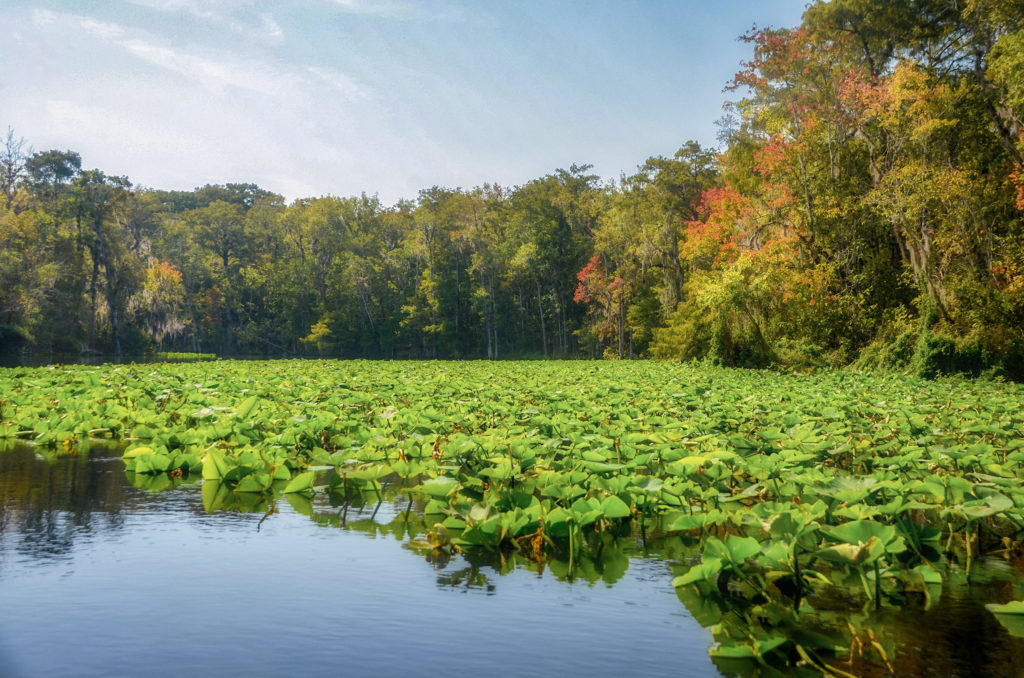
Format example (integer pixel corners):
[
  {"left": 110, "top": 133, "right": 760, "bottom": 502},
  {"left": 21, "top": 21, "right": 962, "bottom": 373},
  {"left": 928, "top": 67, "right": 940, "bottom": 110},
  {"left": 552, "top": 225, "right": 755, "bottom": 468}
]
[
  {"left": 122, "top": 446, "right": 154, "bottom": 461},
  {"left": 236, "top": 474, "right": 266, "bottom": 493},
  {"left": 827, "top": 520, "right": 897, "bottom": 546},
  {"left": 283, "top": 470, "right": 315, "bottom": 493},
  {"left": 414, "top": 476, "right": 459, "bottom": 499},
  {"left": 601, "top": 495, "right": 632, "bottom": 519},
  {"left": 134, "top": 452, "right": 172, "bottom": 474},
  {"left": 816, "top": 539, "right": 886, "bottom": 566},
  {"left": 986, "top": 601, "right": 1024, "bottom": 615},
  {"left": 672, "top": 557, "right": 723, "bottom": 587},
  {"left": 913, "top": 564, "right": 942, "bottom": 585},
  {"left": 987, "top": 601, "right": 1024, "bottom": 638},
  {"left": 234, "top": 395, "right": 259, "bottom": 420},
  {"left": 725, "top": 534, "right": 761, "bottom": 562},
  {"left": 709, "top": 635, "right": 787, "bottom": 658},
  {"left": 202, "top": 449, "right": 231, "bottom": 480}
]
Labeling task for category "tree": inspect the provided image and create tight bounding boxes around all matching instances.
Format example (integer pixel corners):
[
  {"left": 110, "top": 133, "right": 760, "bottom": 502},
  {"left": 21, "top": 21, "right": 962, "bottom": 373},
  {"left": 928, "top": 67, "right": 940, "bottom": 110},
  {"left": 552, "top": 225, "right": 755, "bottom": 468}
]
[
  {"left": 130, "top": 259, "right": 188, "bottom": 348},
  {"left": 72, "top": 170, "right": 134, "bottom": 355},
  {"left": 580, "top": 143, "right": 717, "bottom": 357},
  {"left": 25, "top": 150, "right": 81, "bottom": 216},
  {"left": 0, "top": 127, "right": 29, "bottom": 211},
  {"left": 187, "top": 200, "right": 249, "bottom": 353}
]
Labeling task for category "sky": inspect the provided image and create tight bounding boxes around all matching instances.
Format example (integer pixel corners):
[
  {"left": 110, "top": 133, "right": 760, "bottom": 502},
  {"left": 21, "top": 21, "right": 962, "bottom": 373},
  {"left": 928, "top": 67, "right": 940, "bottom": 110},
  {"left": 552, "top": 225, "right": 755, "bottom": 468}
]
[{"left": 1, "top": 0, "right": 810, "bottom": 205}]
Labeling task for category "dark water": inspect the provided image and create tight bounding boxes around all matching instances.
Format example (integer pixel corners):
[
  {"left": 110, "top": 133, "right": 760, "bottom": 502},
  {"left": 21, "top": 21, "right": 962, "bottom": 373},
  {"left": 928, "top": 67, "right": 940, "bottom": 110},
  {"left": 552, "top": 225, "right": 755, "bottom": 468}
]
[{"left": 0, "top": 447, "right": 717, "bottom": 678}]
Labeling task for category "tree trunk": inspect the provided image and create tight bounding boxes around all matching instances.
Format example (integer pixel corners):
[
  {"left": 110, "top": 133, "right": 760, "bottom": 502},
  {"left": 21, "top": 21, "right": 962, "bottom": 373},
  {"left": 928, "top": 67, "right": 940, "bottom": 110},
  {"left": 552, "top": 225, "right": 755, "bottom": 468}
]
[
  {"left": 670, "top": 223, "right": 683, "bottom": 308},
  {"left": 481, "top": 271, "right": 492, "bottom": 359},
  {"left": 111, "top": 306, "right": 121, "bottom": 357},
  {"left": 87, "top": 217, "right": 104, "bottom": 351},
  {"left": 88, "top": 257, "right": 98, "bottom": 350},
  {"left": 534, "top": 276, "right": 547, "bottom": 358},
  {"left": 557, "top": 297, "right": 565, "bottom": 358},
  {"left": 454, "top": 253, "right": 461, "bottom": 357},
  {"left": 617, "top": 302, "right": 625, "bottom": 359},
  {"left": 489, "top": 273, "right": 498, "bottom": 359},
  {"left": 220, "top": 251, "right": 233, "bottom": 354},
  {"left": 517, "top": 286, "right": 525, "bottom": 344},
  {"left": 558, "top": 293, "right": 568, "bottom": 354}
]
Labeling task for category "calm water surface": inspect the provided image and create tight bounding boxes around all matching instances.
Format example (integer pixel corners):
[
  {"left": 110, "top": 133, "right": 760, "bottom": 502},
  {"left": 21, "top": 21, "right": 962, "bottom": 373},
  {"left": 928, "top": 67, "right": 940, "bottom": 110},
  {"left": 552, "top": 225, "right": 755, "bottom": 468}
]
[
  {"left": 0, "top": 447, "right": 717, "bottom": 678},
  {"left": 4, "top": 446, "right": 1024, "bottom": 677}
]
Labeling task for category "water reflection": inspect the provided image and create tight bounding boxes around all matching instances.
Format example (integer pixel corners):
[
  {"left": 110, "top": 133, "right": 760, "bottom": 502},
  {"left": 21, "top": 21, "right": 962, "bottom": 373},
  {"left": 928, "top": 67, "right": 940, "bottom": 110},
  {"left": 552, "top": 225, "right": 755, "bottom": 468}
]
[
  {"left": 2, "top": 446, "right": 1024, "bottom": 677},
  {"left": 0, "top": 446, "right": 130, "bottom": 565},
  {"left": 0, "top": 445, "right": 722, "bottom": 678}
]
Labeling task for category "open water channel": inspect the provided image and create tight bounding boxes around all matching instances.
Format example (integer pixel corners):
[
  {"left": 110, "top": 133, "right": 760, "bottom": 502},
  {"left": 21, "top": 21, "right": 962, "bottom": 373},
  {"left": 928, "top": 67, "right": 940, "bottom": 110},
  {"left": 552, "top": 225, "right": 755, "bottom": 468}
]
[{"left": 2, "top": 445, "right": 1023, "bottom": 677}]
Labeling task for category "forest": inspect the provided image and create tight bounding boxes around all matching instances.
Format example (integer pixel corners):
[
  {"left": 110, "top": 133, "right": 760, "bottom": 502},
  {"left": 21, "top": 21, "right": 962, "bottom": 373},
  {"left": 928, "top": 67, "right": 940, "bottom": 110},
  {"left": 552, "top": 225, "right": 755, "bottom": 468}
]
[{"left": 2, "top": 0, "right": 1023, "bottom": 378}]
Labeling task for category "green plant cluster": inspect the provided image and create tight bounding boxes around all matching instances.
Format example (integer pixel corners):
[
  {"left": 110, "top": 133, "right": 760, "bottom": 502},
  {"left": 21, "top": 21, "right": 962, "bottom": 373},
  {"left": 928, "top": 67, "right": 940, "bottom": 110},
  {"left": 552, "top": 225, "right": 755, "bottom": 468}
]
[
  {"left": 154, "top": 352, "right": 217, "bottom": 361},
  {"left": 3, "top": 359, "right": 1024, "bottom": 672}
]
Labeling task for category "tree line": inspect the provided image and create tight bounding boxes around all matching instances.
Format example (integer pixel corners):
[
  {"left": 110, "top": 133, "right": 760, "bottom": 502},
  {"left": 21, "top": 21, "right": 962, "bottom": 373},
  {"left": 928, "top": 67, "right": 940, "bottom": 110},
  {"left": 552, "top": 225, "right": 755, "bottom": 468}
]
[{"left": 2, "top": 0, "right": 1023, "bottom": 377}]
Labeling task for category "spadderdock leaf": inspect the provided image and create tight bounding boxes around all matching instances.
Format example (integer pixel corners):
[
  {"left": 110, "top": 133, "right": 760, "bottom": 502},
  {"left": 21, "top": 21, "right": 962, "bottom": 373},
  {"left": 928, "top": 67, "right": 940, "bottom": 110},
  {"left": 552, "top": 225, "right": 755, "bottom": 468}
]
[
  {"left": 133, "top": 452, "right": 172, "bottom": 474},
  {"left": 673, "top": 557, "right": 724, "bottom": 588},
  {"left": 122, "top": 446, "right": 154, "bottom": 461},
  {"left": 817, "top": 540, "right": 886, "bottom": 566},
  {"left": 709, "top": 634, "right": 788, "bottom": 659},
  {"left": 826, "top": 520, "right": 902, "bottom": 552},
  {"left": 234, "top": 395, "right": 259, "bottom": 420},
  {"left": 600, "top": 495, "right": 631, "bottom": 519},
  {"left": 202, "top": 448, "right": 231, "bottom": 480},
  {"left": 987, "top": 601, "right": 1024, "bottom": 638},
  {"left": 724, "top": 534, "right": 761, "bottom": 562},
  {"left": 912, "top": 564, "right": 943, "bottom": 585},
  {"left": 283, "top": 470, "right": 315, "bottom": 494},
  {"left": 414, "top": 476, "right": 459, "bottom": 499}
]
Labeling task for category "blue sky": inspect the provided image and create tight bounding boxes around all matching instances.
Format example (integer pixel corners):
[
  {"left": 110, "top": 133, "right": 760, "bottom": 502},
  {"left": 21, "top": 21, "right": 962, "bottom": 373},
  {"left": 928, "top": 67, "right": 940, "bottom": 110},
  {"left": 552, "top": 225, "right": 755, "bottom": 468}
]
[{"left": 1, "top": 1, "right": 809, "bottom": 204}]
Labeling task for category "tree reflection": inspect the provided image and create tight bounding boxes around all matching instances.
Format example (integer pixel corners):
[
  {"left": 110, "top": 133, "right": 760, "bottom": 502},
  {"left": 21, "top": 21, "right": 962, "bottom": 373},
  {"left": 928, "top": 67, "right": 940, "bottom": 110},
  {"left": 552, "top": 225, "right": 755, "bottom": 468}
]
[{"left": 0, "top": 446, "right": 130, "bottom": 564}]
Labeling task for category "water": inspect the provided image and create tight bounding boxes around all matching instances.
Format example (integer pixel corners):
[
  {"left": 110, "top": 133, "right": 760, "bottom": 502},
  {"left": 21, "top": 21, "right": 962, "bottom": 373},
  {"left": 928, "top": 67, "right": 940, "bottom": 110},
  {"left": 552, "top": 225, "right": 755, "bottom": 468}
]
[
  {"left": 5, "top": 447, "right": 1024, "bottom": 678},
  {"left": 0, "top": 447, "right": 717, "bottom": 678}
]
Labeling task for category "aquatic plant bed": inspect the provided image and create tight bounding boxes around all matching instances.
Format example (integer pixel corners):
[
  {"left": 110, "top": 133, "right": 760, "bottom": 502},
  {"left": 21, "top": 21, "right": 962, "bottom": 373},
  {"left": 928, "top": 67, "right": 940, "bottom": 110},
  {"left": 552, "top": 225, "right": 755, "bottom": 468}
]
[
  {"left": 153, "top": 351, "right": 217, "bottom": 361},
  {"left": 3, "top": 359, "right": 1024, "bottom": 674}
]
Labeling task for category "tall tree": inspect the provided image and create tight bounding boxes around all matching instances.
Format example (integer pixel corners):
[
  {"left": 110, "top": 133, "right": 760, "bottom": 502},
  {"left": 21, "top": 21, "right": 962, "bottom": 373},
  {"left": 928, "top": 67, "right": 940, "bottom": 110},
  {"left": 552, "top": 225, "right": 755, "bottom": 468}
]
[
  {"left": 187, "top": 200, "right": 249, "bottom": 353},
  {"left": 71, "top": 170, "right": 136, "bottom": 355},
  {"left": 0, "top": 127, "right": 28, "bottom": 211}
]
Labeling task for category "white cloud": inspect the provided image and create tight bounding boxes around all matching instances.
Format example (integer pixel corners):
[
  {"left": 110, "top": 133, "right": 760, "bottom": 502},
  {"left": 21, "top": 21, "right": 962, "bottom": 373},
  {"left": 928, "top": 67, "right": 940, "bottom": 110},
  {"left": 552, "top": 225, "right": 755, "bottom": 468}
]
[
  {"left": 259, "top": 13, "right": 284, "bottom": 42},
  {"left": 118, "top": 38, "right": 297, "bottom": 95},
  {"left": 306, "top": 66, "right": 367, "bottom": 101},
  {"left": 31, "top": 9, "right": 57, "bottom": 26},
  {"left": 41, "top": 10, "right": 296, "bottom": 96},
  {"left": 79, "top": 17, "right": 126, "bottom": 40},
  {"left": 124, "top": 0, "right": 218, "bottom": 21},
  {"left": 125, "top": 0, "right": 284, "bottom": 44},
  {"left": 330, "top": 0, "right": 479, "bottom": 23},
  {"left": 11, "top": 5, "right": 434, "bottom": 203},
  {"left": 332, "top": 0, "right": 416, "bottom": 19}
]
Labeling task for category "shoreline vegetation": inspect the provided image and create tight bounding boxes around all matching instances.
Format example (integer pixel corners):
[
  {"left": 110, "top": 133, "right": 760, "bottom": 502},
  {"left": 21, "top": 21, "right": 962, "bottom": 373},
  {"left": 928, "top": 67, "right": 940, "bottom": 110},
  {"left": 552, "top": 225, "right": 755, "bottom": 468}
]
[{"left": 1, "top": 1, "right": 1023, "bottom": 379}]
